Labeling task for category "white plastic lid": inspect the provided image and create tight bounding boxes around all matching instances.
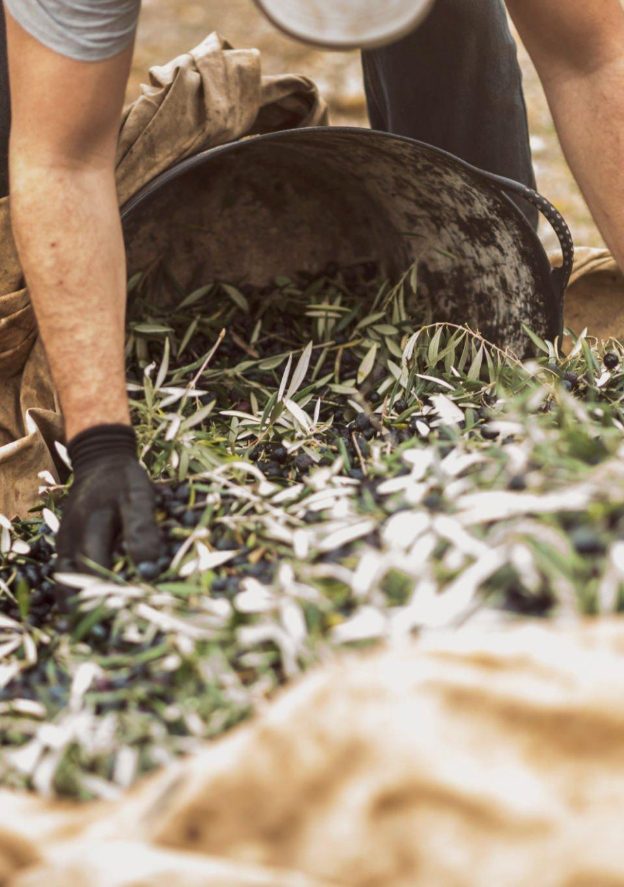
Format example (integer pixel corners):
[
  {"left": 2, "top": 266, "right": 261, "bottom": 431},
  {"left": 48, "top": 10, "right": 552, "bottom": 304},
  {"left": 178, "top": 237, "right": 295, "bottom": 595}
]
[{"left": 254, "top": 0, "right": 437, "bottom": 50}]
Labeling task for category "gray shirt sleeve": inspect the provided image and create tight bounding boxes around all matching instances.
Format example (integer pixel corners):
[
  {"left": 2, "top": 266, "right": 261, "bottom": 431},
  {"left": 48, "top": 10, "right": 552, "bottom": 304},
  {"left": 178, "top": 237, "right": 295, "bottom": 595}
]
[{"left": 4, "top": 0, "right": 141, "bottom": 62}]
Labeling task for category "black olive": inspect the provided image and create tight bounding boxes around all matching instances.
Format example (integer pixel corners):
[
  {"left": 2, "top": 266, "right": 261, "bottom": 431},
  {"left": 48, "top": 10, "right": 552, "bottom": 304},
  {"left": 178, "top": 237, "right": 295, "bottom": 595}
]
[
  {"left": 167, "top": 540, "right": 184, "bottom": 558},
  {"left": 137, "top": 561, "right": 161, "bottom": 581},
  {"left": 295, "top": 453, "right": 314, "bottom": 473},
  {"left": 38, "top": 579, "right": 55, "bottom": 598},
  {"left": 355, "top": 413, "right": 371, "bottom": 433},
  {"left": 423, "top": 492, "right": 443, "bottom": 511},
  {"left": 175, "top": 484, "right": 191, "bottom": 502},
  {"left": 24, "top": 564, "right": 40, "bottom": 587},
  {"left": 604, "top": 352, "right": 619, "bottom": 370},
  {"left": 348, "top": 468, "right": 364, "bottom": 480},
  {"left": 507, "top": 474, "right": 527, "bottom": 491},
  {"left": 181, "top": 511, "right": 199, "bottom": 528},
  {"left": 273, "top": 445, "right": 288, "bottom": 464},
  {"left": 481, "top": 426, "right": 500, "bottom": 440},
  {"left": 570, "top": 527, "right": 606, "bottom": 555},
  {"left": 563, "top": 371, "right": 578, "bottom": 386},
  {"left": 394, "top": 398, "right": 407, "bottom": 414}
]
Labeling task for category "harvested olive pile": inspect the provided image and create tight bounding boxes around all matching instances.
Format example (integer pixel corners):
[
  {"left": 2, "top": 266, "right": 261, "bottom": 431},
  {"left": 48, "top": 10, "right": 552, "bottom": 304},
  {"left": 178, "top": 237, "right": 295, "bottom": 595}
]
[{"left": 2, "top": 262, "right": 624, "bottom": 798}]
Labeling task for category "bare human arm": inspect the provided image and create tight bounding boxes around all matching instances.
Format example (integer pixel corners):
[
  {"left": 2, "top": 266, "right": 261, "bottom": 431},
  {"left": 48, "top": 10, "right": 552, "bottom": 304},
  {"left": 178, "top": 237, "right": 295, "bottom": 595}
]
[
  {"left": 506, "top": 0, "right": 624, "bottom": 269},
  {"left": 5, "top": 14, "right": 160, "bottom": 572},
  {"left": 5, "top": 12, "right": 132, "bottom": 440}
]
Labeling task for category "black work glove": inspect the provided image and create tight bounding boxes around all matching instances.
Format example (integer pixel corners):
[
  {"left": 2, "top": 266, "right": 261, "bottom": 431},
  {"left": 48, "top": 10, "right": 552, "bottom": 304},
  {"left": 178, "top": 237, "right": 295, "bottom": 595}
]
[{"left": 56, "top": 424, "right": 161, "bottom": 573}]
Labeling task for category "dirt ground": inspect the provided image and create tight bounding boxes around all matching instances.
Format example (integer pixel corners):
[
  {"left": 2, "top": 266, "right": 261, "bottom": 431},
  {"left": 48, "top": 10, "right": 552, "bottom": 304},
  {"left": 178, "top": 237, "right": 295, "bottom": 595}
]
[{"left": 130, "top": 0, "right": 604, "bottom": 255}]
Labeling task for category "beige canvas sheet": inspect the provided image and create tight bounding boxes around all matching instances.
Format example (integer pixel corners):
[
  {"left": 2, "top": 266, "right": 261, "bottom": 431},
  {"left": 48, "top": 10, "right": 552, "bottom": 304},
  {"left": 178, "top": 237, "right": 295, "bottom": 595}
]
[{"left": 2, "top": 618, "right": 624, "bottom": 885}]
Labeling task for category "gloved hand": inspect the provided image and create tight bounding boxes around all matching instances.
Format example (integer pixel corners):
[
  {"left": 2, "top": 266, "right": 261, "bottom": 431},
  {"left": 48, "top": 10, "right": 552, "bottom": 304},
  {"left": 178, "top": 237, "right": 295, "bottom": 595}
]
[{"left": 56, "top": 424, "right": 161, "bottom": 573}]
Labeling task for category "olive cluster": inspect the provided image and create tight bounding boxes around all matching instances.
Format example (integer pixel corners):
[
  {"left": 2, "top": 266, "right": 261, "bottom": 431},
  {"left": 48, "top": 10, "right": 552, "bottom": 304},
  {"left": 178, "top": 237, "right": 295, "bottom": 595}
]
[{"left": 0, "top": 531, "right": 58, "bottom": 623}]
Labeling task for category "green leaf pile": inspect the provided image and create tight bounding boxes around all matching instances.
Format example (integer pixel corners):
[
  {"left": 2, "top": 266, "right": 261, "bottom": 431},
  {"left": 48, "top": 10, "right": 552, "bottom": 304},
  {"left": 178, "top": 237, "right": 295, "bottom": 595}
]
[{"left": 1, "top": 262, "right": 624, "bottom": 798}]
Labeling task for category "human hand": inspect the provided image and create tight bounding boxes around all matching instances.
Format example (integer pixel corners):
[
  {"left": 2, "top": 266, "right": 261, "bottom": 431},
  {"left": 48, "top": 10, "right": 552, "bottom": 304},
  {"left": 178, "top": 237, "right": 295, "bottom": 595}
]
[{"left": 56, "top": 424, "right": 161, "bottom": 573}]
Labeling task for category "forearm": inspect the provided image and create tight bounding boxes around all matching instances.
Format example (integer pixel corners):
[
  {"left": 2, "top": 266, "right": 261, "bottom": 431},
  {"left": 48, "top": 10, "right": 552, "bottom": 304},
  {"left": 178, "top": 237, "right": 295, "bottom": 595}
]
[
  {"left": 507, "top": 0, "right": 624, "bottom": 266},
  {"left": 541, "top": 59, "right": 624, "bottom": 269},
  {"left": 10, "top": 156, "right": 130, "bottom": 439},
  {"left": 4, "top": 14, "right": 135, "bottom": 440}
]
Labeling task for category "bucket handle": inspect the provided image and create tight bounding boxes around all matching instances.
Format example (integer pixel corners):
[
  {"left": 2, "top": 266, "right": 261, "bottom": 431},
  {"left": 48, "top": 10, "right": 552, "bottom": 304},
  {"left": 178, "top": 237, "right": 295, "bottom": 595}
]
[{"left": 471, "top": 169, "right": 575, "bottom": 296}]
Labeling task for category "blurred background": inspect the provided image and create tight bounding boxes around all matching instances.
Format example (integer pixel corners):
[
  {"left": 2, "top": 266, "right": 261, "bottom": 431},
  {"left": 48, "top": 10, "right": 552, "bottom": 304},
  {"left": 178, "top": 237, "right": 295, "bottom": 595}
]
[{"left": 130, "top": 0, "right": 605, "bottom": 254}]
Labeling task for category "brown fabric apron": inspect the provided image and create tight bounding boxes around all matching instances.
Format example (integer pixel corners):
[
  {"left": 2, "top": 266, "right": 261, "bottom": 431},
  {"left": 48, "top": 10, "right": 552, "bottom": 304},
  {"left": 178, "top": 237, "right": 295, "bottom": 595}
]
[{"left": 0, "top": 33, "right": 327, "bottom": 518}]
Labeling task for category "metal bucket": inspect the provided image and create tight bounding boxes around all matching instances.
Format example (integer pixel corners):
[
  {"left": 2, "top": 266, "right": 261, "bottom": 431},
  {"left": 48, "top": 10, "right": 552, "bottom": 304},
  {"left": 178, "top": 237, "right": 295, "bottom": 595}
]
[{"left": 121, "top": 126, "right": 573, "bottom": 356}]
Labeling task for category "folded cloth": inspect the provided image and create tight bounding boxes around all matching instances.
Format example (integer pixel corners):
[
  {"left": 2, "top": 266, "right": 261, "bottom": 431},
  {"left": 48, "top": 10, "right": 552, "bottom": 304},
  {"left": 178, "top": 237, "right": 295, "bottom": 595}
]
[
  {"left": 0, "top": 33, "right": 327, "bottom": 517},
  {"left": 559, "top": 246, "right": 624, "bottom": 343}
]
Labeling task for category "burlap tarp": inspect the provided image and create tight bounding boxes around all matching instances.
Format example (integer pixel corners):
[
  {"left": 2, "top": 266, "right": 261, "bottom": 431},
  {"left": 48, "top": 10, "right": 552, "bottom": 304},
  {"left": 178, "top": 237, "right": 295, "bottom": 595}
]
[
  {"left": 2, "top": 618, "right": 624, "bottom": 885},
  {"left": 0, "top": 32, "right": 327, "bottom": 518},
  {"left": 563, "top": 246, "right": 624, "bottom": 341}
]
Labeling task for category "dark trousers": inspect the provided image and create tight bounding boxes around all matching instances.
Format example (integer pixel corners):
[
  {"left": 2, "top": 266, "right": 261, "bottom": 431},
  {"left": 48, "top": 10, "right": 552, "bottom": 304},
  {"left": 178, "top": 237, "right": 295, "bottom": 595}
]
[
  {"left": 362, "top": 0, "right": 538, "bottom": 228},
  {"left": 0, "top": 1, "right": 9, "bottom": 197}
]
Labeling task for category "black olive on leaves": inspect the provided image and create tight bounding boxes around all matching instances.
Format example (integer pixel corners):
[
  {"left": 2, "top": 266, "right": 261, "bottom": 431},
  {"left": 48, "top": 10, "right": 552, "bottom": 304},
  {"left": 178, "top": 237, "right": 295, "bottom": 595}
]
[
  {"left": 348, "top": 468, "right": 364, "bottom": 480},
  {"left": 355, "top": 413, "right": 371, "bottom": 433},
  {"left": 137, "top": 561, "right": 161, "bottom": 581},
  {"left": 295, "top": 453, "right": 314, "bottom": 473},
  {"left": 563, "top": 371, "right": 578, "bottom": 387},
  {"left": 423, "top": 492, "right": 443, "bottom": 511},
  {"left": 508, "top": 474, "right": 527, "bottom": 491},
  {"left": 570, "top": 527, "right": 606, "bottom": 555},
  {"left": 167, "top": 540, "right": 185, "bottom": 558},
  {"left": 394, "top": 398, "right": 407, "bottom": 414},
  {"left": 182, "top": 510, "right": 199, "bottom": 528},
  {"left": 24, "top": 564, "right": 40, "bottom": 587},
  {"left": 482, "top": 426, "right": 500, "bottom": 441},
  {"left": 39, "top": 580, "right": 55, "bottom": 597},
  {"left": 215, "top": 537, "right": 234, "bottom": 551},
  {"left": 273, "top": 445, "right": 288, "bottom": 464},
  {"left": 604, "top": 352, "right": 619, "bottom": 370}
]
